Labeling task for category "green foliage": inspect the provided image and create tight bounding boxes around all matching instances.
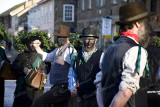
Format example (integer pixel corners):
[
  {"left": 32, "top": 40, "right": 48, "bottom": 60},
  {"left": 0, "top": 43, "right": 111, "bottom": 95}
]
[
  {"left": 156, "top": 36, "right": 160, "bottom": 47},
  {"left": 13, "top": 30, "right": 53, "bottom": 53},
  {"left": 69, "top": 33, "right": 82, "bottom": 51},
  {"left": 113, "top": 32, "right": 120, "bottom": 41},
  {"left": 0, "top": 23, "right": 9, "bottom": 42}
]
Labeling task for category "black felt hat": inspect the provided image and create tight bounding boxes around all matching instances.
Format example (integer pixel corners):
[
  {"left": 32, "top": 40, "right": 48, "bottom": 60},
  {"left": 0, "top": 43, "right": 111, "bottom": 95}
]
[
  {"left": 80, "top": 27, "right": 98, "bottom": 38},
  {"left": 23, "top": 36, "right": 42, "bottom": 45},
  {"left": 115, "top": 1, "right": 155, "bottom": 25}
]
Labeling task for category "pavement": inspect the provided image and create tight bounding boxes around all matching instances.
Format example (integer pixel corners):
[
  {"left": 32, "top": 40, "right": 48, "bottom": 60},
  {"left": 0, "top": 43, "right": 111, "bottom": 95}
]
[{"left": 4, "top": 48, "right": 52, "bottom": 107}]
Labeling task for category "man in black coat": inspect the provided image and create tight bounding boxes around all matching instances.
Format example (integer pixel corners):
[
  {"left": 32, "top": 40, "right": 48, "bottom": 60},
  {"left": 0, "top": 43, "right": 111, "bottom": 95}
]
[
  {"left": 69, "top": 27, "right": 103, "bottom": 107},
  {"left": 0, "top": 45, "right": 10, "bottom": 107},
  {"left": 11, "top": 36, "right": 47, "bottom": 107},
  {"left": 102, "top": 2, "right": 155, "bottom": 107},
  {"left": 147, "top": 40, "right": 160, "bottom": 107}
]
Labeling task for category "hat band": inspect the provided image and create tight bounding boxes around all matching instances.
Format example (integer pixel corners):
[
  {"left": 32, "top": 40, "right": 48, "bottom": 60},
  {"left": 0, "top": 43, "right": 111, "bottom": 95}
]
[
  {"left": 82, "top": 34, "right": 97, "bottom": 37},
  {"left": 120, "top": 12, "right": 148, "bottom": 22}
]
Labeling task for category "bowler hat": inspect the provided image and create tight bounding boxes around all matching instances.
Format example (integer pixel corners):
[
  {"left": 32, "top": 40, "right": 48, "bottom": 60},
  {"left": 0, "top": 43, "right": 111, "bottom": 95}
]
[
  {"left": 55, "top": 25, "right": 70, "bottom": 37},
  {"left": 116, "top": 2, "right": 155, "bottom": 25},
  {"left": 80, "top": 27, "right": 98, "bottom": 38}
]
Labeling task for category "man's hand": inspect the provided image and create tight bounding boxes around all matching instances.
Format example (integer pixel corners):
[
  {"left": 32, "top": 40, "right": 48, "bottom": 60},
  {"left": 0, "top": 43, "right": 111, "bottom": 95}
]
[
  {"left": 43, "top": 78, "right": 47, "bottom": 84},
  {"left": 71, "top": 88, "right": 77, "bottom": 96},
  {"left": 24, "top": 67, "right": 31, "bottom": 75},
  {"left": 32, "top": 40, "right": 41, "bottom": 49}
]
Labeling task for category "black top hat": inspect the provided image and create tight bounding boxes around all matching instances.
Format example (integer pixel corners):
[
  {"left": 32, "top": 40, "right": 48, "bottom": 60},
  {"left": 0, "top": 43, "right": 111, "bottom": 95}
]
[
  {"left": 115, "top": 1, "right": 155, "bottom": 25},
  {"left": 80, "top": 27, "right": 98, "bottom": 38}
]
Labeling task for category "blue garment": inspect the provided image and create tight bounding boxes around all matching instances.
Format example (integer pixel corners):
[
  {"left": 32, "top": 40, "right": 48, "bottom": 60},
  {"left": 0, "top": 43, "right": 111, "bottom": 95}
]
[{"left": 68, "top": 53, "right": 77, "bottom": 90}]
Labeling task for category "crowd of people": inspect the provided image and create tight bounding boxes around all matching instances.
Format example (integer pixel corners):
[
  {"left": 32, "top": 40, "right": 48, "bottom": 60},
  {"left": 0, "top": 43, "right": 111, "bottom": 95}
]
[{"left": 0, "top": 1, "right": 160, "bottom": 107}]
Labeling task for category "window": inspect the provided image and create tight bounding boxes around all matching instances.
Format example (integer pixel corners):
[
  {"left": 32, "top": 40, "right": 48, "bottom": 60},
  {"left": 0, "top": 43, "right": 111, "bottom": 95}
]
[
  {"left": 88, "top": 0, "right": 92, "bottom": 9},
  {"left": 111, "top": 0, "right": 118, "bottom": 4},
  {"left": 100, "top": 0, "right": 106, "bottom": 7},
  {"left": 150, "top": 0, "right": 157, "bottom": 12},
  {"left": 97, "top": 0, "right": 105, "bottom": 7},
  {"left": 63, "top": 4, "right": 74, "bottom": 22},
  {"left": 96, "top": 0, "right": 100, "bottom": 7},
  {"left": 121, "top": 0, "right": 128, "bottom": 2},
  {"left": 81, "top": 0, "right": 84, "bottom": 10}
]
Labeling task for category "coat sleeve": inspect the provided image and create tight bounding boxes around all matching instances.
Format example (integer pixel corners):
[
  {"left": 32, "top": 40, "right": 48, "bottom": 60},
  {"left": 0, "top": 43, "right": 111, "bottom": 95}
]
[{"left": 11, "top": 53, "right": 25, "bottom": 76}]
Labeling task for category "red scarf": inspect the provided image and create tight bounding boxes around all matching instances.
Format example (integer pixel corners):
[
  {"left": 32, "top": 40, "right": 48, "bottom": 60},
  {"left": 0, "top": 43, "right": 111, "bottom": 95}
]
[{"left": 121, "top": 31, "right": 139, "bottom": 43}]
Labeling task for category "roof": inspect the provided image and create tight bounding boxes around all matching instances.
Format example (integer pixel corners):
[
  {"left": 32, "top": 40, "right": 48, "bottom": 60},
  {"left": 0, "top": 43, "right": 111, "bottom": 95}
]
[{"left": 0, "top": 2, "right": 25, "bottom": 17}]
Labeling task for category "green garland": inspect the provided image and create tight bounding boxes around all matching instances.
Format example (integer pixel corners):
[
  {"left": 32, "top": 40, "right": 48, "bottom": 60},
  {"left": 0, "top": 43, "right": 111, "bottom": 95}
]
[
  {"left": 69, "top": 33, "right": 82, "bottom": 51},
  {"left": 0, "top": 23, "right": 9, "bottom": 42},
  {"left": 13, "top": 30, "right": 53, "bottom": 53},
  {"left": 156, "top": 36, "right": 160, "bottom": 47}
]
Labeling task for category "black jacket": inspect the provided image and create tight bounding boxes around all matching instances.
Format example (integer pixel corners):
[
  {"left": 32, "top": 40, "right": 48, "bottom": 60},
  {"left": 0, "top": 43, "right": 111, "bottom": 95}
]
[
  {"left": 11, "top": 51, "right": 46, "bottom": 95},
  {"left": 102, "top": 36, "right": 148, "bottom": 107},
  {"left": 147, "top": 46, "right": 160, "bottom": 90},
  {"left": 75, "top": 50, "right": 102, "bottom": 99}
]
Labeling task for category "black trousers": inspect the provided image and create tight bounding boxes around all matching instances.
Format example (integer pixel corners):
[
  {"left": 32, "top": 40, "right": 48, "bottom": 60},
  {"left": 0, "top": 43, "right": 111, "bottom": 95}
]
[
  {"left": 31, "top": 83, "right": 71, "bottom": 107},
  {"left": 78, "top": 96, "right": 98, "bottom": 107},
  {"left": 148, "top": 92, "right": 160, "bottom": 107},
  {"left": 0, "top": 78, "right": 4, "bottom": 107},
  {"left": 13, "top": 86, "right": 43, "bottom": 107}
]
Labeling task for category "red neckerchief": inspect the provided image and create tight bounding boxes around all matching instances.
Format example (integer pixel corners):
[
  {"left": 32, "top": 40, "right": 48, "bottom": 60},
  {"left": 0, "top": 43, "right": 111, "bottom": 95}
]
[{"left": 121, "top": 31, "right": 139, "bottom": 43}]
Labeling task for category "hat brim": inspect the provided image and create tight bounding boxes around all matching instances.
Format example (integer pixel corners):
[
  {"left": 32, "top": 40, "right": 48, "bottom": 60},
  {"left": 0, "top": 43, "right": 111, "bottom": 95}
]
[
  {"left": 80, "top": 34, "right": 99, "bottom": 38},
  {"left": 80, "top": 36, "right": 99, "bottom": 38},
  {"left": 115, "top": 12, "right": 156, "bottom": 25},
  {"left": 54, "top": 33, "right": 70, "bottom": 37}
]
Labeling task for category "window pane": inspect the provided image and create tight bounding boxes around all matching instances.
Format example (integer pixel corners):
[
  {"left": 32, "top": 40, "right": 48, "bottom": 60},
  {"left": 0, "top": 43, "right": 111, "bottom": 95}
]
[
  {"left": 150, "top": 0, "right": 157, "bottom": 12},
  {"left": 63, "top": 4, "right": 74, "bottom": 22}
]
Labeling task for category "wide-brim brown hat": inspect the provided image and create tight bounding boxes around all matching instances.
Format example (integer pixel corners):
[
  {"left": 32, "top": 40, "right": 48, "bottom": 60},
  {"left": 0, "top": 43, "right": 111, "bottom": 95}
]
[
  {"left": 54, "top": 25, "right": 70, "bottom": 37},
  {"left": 115, "top": 1, "right": 156, "bottom": 25},
  {"left": 80, "top": 27, "right": 99, "bottom": 38}
]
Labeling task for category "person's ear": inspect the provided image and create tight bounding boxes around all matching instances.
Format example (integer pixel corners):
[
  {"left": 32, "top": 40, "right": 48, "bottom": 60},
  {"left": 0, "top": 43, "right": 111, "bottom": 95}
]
[
  {"left": 135, "top": 22, "right": 141, "bottom": 28},
  {"left": 95, "top": 38, "right": 98, "bottom": 43}
]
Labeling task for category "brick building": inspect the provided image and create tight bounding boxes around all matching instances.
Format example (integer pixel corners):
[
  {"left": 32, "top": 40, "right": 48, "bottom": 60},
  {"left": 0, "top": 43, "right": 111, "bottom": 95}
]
[{"left": 77, "top": 0, "right": 160, "bottom": 49}]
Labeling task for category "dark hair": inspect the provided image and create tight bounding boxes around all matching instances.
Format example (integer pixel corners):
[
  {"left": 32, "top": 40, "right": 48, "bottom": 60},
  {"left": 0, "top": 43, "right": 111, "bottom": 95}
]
[{"left": 119, "top": 19, "right": 146, "bottom": 32}]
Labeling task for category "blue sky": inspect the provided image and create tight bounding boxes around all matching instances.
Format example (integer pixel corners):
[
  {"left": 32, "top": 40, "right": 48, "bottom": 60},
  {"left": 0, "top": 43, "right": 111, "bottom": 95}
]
[{"left": 0, "top": 0, "right": 27, "bottom": 14}]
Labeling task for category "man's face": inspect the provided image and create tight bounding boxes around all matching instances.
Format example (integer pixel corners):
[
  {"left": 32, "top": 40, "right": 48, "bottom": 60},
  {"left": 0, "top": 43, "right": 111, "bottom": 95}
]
[
  {"left": 28, "top": 40, "right": 41, "bottom": 51},
  {"left": 138, "top": 19, "right": 153, "bottom": 47},
  {"left": 81, "top": 37, "right": 97, "bottom": 52},
  {"left": 57, "top": 37, "right": 67, "bottom": 47}
]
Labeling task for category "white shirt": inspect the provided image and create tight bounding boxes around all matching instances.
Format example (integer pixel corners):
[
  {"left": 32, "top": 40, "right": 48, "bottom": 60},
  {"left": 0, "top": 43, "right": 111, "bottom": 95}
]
[
  {"left": 119, "top": 45, "right": 148, "bottom": 94},
  {"left": 42, "top": 46, "right": 77, "bottom": 64}
]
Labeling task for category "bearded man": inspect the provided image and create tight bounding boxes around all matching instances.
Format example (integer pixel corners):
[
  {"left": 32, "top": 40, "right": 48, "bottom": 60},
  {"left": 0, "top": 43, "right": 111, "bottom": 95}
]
[
  {"left": 101, "top": 2, "right": 155, "bottom": 107},
  {"left": 69, "top": 27, "right": 103, "bottom": 107},
  {"left": 31, "top": 25, "right": 77, "bottom": 107}
]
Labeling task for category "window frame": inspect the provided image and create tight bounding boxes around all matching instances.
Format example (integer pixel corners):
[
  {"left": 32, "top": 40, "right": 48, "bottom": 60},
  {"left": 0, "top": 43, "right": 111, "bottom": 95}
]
[
  {"left": 111, "top": 0, "right": 118, "bottom": 5},
  {"left": 88, "top": 0, "right": 92, "bottom": 9},
  {"left": 63, "top": 4, "right": 75, "bottom": 22},
  {"left": 81, "top": 0, "right": 84, "bottom": 10}
]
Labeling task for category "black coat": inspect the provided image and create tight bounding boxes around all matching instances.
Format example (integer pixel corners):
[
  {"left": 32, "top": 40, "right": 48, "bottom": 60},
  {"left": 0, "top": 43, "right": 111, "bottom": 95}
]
[
  {"left": 12, "top": 51, "right": 46, "bottom": 76},
  {"left": 0, "top": 46, "right": 10, "bottom": 107},
  {"left": 11, "top": 51, "right": 47, "bottom": 107},
  {"left": 75, "top": 50, "right": 102, "bottom": 99},
  {"left": 147, "top": 46, "right": 160, "bottom": 90}
]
